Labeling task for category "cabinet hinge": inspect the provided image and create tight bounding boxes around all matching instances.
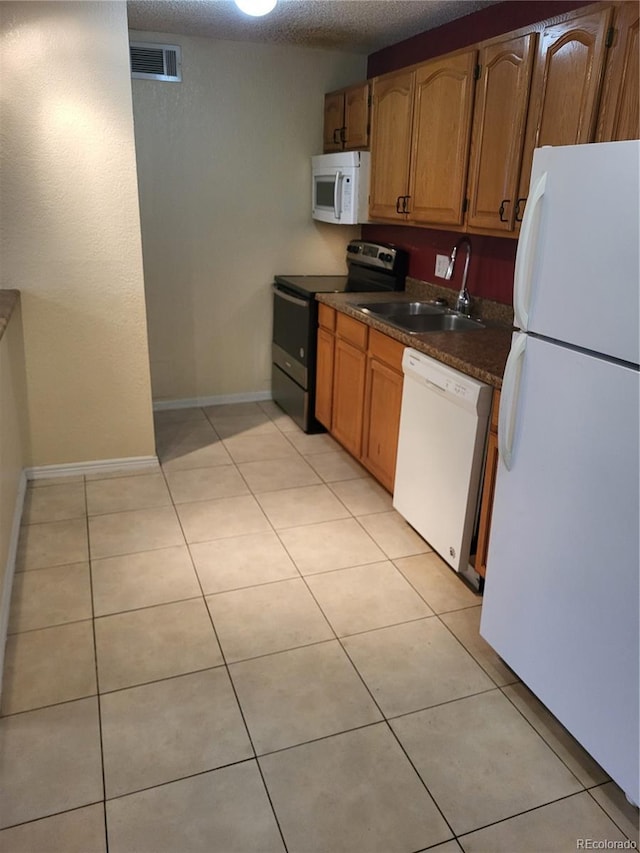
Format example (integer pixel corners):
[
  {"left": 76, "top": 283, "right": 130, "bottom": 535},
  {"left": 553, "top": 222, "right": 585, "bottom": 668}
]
[
  {"left": 605, "top": 26, "right": 615, "bottom": 48},
  {"left": 463, "top": 197, "right": 469, "bottom": 213},
  {"left": 474, "top": 64, "right": 481, "bottom": 80}
]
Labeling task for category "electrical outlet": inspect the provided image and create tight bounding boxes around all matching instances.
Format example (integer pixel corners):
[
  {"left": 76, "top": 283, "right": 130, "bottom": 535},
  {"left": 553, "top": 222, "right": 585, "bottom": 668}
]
[{"left": 435, "top": 254, "right": 450, "bottom": 278}]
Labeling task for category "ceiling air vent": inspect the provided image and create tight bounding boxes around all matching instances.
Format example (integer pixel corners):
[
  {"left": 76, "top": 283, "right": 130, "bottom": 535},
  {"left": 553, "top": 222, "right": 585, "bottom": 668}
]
[{"left": 130, "top": 42, "right": 182, "bottom": 82}]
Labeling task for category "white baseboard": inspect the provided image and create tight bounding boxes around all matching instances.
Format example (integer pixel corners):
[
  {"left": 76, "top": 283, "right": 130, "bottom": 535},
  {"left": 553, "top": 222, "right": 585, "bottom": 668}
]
[
  {"left": 0, "top": 469, "right": 27, "bottom": 699},
  {"left": 26, "top": 454, "right": 160, "bottom": 481},
  {"left": 153, "top": 391, "right": 272, "bottom": 411}
]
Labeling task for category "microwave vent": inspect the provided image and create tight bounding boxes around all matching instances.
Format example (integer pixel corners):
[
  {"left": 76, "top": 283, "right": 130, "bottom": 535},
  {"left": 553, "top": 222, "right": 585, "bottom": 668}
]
[{"left": 130, "top": 42, "right": 182, "bottom": 82}]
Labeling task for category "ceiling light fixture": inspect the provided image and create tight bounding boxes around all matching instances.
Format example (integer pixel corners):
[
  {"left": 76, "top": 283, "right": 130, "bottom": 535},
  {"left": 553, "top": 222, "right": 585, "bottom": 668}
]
[{"left": 234, "top": 0, "right": 277, "bottom": 17}]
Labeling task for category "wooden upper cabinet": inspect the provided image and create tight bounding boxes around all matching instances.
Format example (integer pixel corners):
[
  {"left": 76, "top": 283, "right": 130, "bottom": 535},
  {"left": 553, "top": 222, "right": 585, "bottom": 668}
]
[
  {"left": 323, "top": 82, "right": 370, "bottom": 152},
  {"left": 518, "top": 5, "right": 613, "bottom": 208},
  {"left": 597, "top": 1, "right": 639, "bottom": 141},
  {"left": 369, "top": 50, "right": 475, "bottom": 225},
  {"left": 323, "top": 91, "right": 344, "bottom": 152},
  {"left": 408, "top": 49, "right": 477, "bottom": 226},
  {"left": 369, "top": 69, "right": 415, "bottom": 220},
  {"left": 344, "top": 82, "right": 370, "bottom": 149},
  {"left": 466, "top": 33, "right": 537, "bottom": 233}
]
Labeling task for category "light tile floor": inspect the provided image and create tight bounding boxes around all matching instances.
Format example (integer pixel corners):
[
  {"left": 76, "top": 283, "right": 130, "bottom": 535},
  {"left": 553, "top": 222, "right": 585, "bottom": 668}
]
[{"left": 1, "top": 400, "right": 638, "bottom": 853}]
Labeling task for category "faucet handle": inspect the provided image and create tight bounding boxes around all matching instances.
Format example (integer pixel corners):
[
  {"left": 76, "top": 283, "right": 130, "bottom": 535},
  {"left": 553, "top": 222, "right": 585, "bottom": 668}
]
[{"left": 456, "top": 292, "right": 473, "bottom": 316}]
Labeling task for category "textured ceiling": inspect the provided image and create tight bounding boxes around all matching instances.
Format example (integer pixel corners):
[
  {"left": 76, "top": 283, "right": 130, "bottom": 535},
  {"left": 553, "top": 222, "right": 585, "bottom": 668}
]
[{"left": 127, "top": 0, "right": 501, "bottom": 54}]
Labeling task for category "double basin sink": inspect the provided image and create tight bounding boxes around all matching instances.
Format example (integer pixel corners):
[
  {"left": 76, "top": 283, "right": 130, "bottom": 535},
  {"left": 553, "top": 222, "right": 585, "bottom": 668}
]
[{"left": 355, "top": 300, "right": 485, "bottom": 335}]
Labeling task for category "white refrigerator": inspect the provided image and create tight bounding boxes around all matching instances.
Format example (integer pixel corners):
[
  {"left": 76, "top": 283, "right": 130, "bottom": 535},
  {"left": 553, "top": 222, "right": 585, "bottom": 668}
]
[{"left": 480, "top": 140, "right": 640, "bottom": 805}]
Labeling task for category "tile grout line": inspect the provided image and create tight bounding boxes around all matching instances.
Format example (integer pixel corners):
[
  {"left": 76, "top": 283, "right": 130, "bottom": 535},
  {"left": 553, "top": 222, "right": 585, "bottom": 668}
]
[
  {"left": 83, "top": 473, "right": 110, "bottom": 853},
  {"left": 497, "top": 682, "right": 603, "bottom": 793},
  {"left": 157, "top": 425, "right": 291, "bottom": 853},
  {"left": 268, "top": 500, "right": 462, "bottom": 841},
  {"left": 8, "top": 406, "right": 631, "bottom": 847},
  {"left": 454, "top": 787, "right": 629, "bottom": 844},
  {"left": 584, "top": 785, "right": 638, "bottom": 842}
]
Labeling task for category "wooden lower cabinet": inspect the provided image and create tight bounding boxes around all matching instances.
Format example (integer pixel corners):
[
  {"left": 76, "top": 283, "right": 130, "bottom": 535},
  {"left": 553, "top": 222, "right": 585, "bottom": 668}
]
[
  {"left": 315, "top": 309, "right": 405, "bottom": 493},
  {"left": 362, "top": 331, "right": 405, "bottom": 492},
  {"left": 315, "top": 327, "right": 334, "bottom": 429},
  {"left": 331, "top": 337, "right": 367, "bottom": 458},
  {"left": 474, "top": 389, "right": 500, "bottom": 578}
]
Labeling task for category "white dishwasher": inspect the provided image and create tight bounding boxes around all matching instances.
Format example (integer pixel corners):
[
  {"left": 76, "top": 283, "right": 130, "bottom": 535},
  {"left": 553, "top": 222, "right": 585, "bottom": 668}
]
[{"left": 393, "top": 348, "right": 492, "bottom": 587}]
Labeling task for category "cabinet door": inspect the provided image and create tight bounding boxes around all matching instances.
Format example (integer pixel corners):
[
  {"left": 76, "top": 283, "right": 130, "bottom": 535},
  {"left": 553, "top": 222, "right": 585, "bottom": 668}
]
[
  {"left": 596, "top": 1, "right": 639, "bottom": 142},
  {"left": 332, "top": 337, "right": 367, "bottom": 458},
  {"left": 517, "top": 6, "right": 613, "bottom": 213},
  {"left": 344, "top": 82, "right": 370, "bottom": 150},
  {"left": 467, "top": 34, "right": 536, "bottom": 232},
  {"left": 323, "top": 91, "right": 345, "bottom": 153},
  {"left": 315, "top": 327, "right": 335, "bottom": 429},
  {"left": 369, "top": 69, "right": 415, "bottom": 221},
  {"left": 408, "top": 49, "right": 477, "bottom": 225},
  {"left": 362, "top": 357, "right": 403, "bottom": 493}
]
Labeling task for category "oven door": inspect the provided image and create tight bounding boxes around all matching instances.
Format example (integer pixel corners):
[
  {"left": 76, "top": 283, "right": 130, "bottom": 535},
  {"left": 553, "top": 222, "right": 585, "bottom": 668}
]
[
  {"left": 273, "top": 284, "right": 317, "bottom": 376},
  {"left": 272, "top": 283, "right": 313, "bottom": 383}
]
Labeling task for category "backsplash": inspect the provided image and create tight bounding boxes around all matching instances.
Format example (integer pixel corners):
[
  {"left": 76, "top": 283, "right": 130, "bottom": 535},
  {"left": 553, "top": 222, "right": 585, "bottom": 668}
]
[
  {"left": 405, "top": 277, "right": 514, "bottom": 328},
  {"left": 361, "top": 224, "right": 518, "bottom": 306},
  {"left": 367, "top": 0, "right": 588, "bottom": 77}
]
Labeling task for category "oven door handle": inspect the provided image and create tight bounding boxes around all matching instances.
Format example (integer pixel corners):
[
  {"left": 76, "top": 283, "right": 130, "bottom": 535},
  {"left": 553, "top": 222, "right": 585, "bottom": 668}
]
[{"left": 272, "top": 285, "right": 309, "bottom": 308}]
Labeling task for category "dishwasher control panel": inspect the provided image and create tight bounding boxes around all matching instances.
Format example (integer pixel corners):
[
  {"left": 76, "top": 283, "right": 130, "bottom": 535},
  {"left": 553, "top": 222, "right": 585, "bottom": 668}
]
[{"left": 406, "top": 350, "right": 487, "bottom": 412}]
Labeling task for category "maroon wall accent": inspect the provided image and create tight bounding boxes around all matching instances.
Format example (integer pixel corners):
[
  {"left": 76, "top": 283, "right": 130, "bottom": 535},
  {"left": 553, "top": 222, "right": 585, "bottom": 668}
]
[
  {"left": 367, "top": 1, "right": 589, "bottom": 77},
  {"left": 362, "top": 224, "right": 517, "bottom": 304},
  {"left": 364, "top": 0, "right": 589, "bottom": 306}
]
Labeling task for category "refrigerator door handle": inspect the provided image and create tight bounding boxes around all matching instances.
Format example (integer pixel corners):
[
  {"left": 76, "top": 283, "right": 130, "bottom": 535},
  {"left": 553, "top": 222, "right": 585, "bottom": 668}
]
[
  {"left": 514, "top": 171, "right": 547, "bottom": 330},
  {"left": 499, "top": 332, "right": 527, "bottom": 471}
]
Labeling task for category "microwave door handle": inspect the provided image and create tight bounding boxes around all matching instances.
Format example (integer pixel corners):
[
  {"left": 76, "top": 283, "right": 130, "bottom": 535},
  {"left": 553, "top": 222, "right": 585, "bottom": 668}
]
[{"left": 333, "top": 170, "right": 343, "bottom": 220}]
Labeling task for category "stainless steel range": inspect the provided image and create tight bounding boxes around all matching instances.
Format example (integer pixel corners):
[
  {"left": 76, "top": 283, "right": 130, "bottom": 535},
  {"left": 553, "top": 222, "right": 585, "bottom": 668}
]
[{"left": 272, "top": 240, "right": 408, "bottom": 432}]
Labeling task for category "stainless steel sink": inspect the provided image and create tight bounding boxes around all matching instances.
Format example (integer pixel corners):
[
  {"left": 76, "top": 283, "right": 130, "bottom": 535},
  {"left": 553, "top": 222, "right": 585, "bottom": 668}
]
[
  {"left": 355, "top": 301, "right": 484, "bottom": 334},
  {"left": 357, "top": 301, "right": 445, "bottom": 317},
  {"left": 395, "top": 313, "right": 485, "bottom": 333}
]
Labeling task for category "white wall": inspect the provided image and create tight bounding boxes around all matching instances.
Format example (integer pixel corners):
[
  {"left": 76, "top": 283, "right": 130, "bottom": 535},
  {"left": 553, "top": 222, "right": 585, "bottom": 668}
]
[
  {"left": 130, "top": 32, "right": 366, "bottom": 402},
  {"left": 0, "top": 1, "right": 155, "bottom": 466},
  {"left": 0, "top": 299, "right": 28, "bottom": 691}
]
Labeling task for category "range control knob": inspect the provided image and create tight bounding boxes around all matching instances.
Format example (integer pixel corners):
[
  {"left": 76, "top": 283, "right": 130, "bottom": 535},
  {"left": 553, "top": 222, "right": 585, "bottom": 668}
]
[
  {"left": 380, "top": 252, "right": 393, "bottom": 263},
  {"left": 347, "top": 243, "right": 360, "bottom": 253}
]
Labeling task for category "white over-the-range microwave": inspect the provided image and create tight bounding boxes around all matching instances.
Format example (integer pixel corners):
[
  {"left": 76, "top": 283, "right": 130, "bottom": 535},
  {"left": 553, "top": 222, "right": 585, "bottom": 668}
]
[{"left": 311, "top": 151, "right": 370, "bottom": 225}]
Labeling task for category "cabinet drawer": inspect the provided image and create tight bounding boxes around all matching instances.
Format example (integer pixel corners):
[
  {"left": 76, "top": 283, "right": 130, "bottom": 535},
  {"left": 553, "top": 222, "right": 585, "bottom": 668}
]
[
  {"left": 336, "top": 312, "right": 368, "bottom": 349},
  {"left": 318, "top": 303, "right": 336, "bottom": 331},
  {"left": 368, "top": 329, "right": 405, "bottom": 373}
]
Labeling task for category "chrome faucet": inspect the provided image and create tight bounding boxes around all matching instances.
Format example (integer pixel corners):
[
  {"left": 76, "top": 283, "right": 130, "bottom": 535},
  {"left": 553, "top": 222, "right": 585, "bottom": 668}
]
[{"left": 445, "top": 237, "right": 473, "bottom": 316}]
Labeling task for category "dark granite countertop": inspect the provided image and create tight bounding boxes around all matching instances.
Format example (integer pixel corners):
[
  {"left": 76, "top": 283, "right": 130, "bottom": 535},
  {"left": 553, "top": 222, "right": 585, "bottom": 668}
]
[
  {"left": 0, "top": 290, "right": 20, "bottom": 343},
  {"left": 316, "top": 283, "right": 513, "bottom": 389}
]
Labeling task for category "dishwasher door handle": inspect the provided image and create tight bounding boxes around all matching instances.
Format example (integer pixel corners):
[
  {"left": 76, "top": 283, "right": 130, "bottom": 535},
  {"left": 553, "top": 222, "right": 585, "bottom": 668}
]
[{"left": 425, "top": 378, "right": 447, "bottom": 394}]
